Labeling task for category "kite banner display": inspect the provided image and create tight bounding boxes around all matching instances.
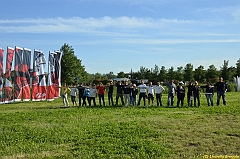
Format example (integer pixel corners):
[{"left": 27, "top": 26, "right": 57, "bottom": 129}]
[
  {"left": 54, "top": 51, "right": 62, "bottom": 98},
  {"left": 5, "top": 47, "right": 14, "bottom": 103},
  {"left": 22, "top": 48, "right": 31, "bottom": 101},
  {"left": 0, "top": 48, "right": 4, "bottom": 103},
  {"left": 32, "top": 50, "right": 47, "bottom": 101},
  {"left": 47, "top": 52, "right": 56, "bottom": 101},
  {"left": 14, "top": 46, "right": 23, "bottom": 101}
]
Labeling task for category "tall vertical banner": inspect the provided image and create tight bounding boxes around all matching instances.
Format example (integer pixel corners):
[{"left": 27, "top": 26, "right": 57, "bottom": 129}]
[
  {"left": 32, "top": 50, "right": 47, "bottom": 101},
  {"left": 0, "top": 48, "right": 4, "bottom": 104},
  {"left": 53, "top": 51, "right": 62, "bottom": 98},
  {"left": 21, "top": 48, "right": 31, "bottom": 101},
  {"left": 5, "top": 47, "right": 14, "bottom": 103},
  {"left": 14, "top": 46, "right": 23, "bottom": 101},
  {"left": 47, "top": 52, "right": 56, "bottom": 101}
]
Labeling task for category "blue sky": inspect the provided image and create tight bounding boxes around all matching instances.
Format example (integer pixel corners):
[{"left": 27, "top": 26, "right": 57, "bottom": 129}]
[{"left": 0, "top": 0, "right": 240, "bottom": 74}]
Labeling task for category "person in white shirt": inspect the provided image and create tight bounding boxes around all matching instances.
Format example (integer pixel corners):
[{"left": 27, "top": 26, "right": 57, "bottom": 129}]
[
  {"left": 70, "top": 84, "right": 78, "bottom": 106},
  {"left": 154, "top": 82, "right": 165, "bottom": 106},
  {"left": 146, "top": 82, "right": 155, "bottom": 106},
  {"left": 137, "top": 80, "right": 147, "bottom": 106}
]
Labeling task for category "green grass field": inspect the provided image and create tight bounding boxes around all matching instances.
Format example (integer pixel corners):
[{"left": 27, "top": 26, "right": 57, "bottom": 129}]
[{"left": 0, "top": 93, "right": 239, "bottom": 159}]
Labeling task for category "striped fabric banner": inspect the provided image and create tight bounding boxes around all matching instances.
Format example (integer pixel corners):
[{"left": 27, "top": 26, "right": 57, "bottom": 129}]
[
  {"left": 46, "top": 52, "right": 56, "bottom": 101},
  {"left": 32, "top": 50, "right": 47, "bottom": 101},
  {"left": 5, "top": 47, "right": 14, "bottom": 103},
  {"left": 0, "top": 48, "right": 4, "bottom": 103},
  {"left": 22, "top": 48, "right": 31, "bottom": 101},
  {"left": 14, "top": 46, "right": 23, "bottom": 101}
]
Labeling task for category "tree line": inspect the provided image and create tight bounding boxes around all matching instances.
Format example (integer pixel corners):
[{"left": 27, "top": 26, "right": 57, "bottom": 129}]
[{"left": 60, "top": 43, "right": 240, "bottom": 85}]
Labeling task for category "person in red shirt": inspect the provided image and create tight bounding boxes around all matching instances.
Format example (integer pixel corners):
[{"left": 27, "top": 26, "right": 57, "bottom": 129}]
[{"left": 96, "top": 82, "right": 106, "bottom": 106}]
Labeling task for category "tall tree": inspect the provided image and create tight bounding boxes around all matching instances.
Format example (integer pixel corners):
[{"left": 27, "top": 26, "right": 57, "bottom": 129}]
[
  {"left": 175, "top": 66, "right": 184, "bottom": 81},
  {"left": 117, "top": 71, "right": 125, "bottom": 78},
  {"left": 159, "top": 66, "right": 167, "bottom": 82},
  {"left": 167, "top": 66, "right": 176, "bottom": 81},
  {"left": 194, "top": 65, "right": 206, "bottom": 83},
  {"left": 60, "top": 43, "right": 87, "bottom": 84},
  {"left": 183, "top": 63, "right": 194, "bottom": 82},
  {"left": 220, "top": 60, "right": 230, "bottom": 81},
  {"left": 206, "top": 64, "right": 219, "bottom": 83}
]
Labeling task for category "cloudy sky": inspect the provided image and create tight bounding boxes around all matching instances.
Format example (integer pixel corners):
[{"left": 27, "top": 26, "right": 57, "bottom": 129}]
[{"left": 0, "top": 0, "right": 240, "bottom": 74}]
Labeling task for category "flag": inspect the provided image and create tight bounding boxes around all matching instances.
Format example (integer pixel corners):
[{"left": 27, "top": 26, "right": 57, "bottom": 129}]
[
  {"left": 32, "top": 50, "right": 47, "bottom": 101},
  {"left": 53, "top": 51, "right": 62, "bottom": 98},
  {"left": 0, "top": 48, "right": 4, "bottom": 103},
  {"left": 5, "top": 47, "right": 14, "bottom": 103},
  {"left": 21, "top": 48, "right": 31, "bottom": 101},
  {"left": 46, "top": 52, "right": 56, "bottom": 101},
  {"left": 14, "top": 46, "right": 23, "bottom": 101}
]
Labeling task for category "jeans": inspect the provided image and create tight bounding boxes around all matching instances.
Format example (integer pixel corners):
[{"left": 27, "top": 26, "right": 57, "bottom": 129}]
[
  {"left": 108, "top": 93, "right": 114, "bottom": 106},
  {"left": 217, "top": 91, "right": 226, "bottom": 105},
  {"left": 205, "top": 94, "right": 213, "bottom": 106},
  {"left": 62, "top": 93, "right": 69, "bottom": 106},
  {"left": 167, "top": 93, "right": 174, "bottom": 106}
]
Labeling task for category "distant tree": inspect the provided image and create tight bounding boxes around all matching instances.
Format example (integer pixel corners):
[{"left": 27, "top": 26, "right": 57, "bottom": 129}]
[
  {"left": 60, "top": 43, "right": 87, "bottom": 84},
  {"left": 183, "top": 63, "right": 194, "bottom": 82},
  {"left": 152, "top": 64, "right": 160, "bottom": 81},
  {"left": 167, "top": 66, "right": 176, "bottom": 81},
  {"left": 206, "top": 64, "right": 219, "bottom": 83},
  {"left": 194, "top": 65, "right": 206, "bottom": 83},
  {"left": 175, "top": 66, "right": 184, "bottom": 81},
  {"left": 159, "top": 66, "right": 167, "bottom": 82},
  {"left": 220, "top": 60, "right": 230, "bottom": 81},
  {"left": 117, "top": 71, "right": 125, "bottom": 78},
  {"left": 105, "top": 71, "right": 116, "bottom": 79},
  {"left": 236, "top": 58, "right": 240, "bottom": 76}
]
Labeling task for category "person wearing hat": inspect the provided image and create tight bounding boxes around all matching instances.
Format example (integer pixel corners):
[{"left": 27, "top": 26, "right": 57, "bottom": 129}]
[{"left": 176, "top": 81, "right": 185, "bottom": 107}]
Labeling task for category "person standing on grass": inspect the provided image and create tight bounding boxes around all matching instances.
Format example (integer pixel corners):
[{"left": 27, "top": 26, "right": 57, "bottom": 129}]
[
  {"left": 123, "top": 81, "right": 131, "bottom": 106},
  {"left": 214, "top": 77, "right": 228, "bottom": 106},
  {"left": 176, "top": 81, "right": 185, "bottom": 107},
  {"left": 146, "top": 82, "right": 155, "bottom": 106},
  {"left": 187, "top": 82, "right": 194, "bottom": 107},
  {"left": 61, "top": 83, "right": 71, "bottom": 107},
  {"left": 89, "top": 84, "right": 97, "bottom": 106},
  {"left": 82, "top": 84, "right": 90, "bottom": 106},
  {"left": 70, "top": 84, "right": 78, "bottom": 106},
  {"left": 77, "top": 83, "right": 85, "bottom": 106},
  {"left": 130, "top": 84, "right": 138, "bottom": 106},
  {"left": 115, "top": 81, "right": 124, "bottom": 106},
  {"left": 202, "top": 81, "right": 214, "bottom": 106},
  {"left": 137, "top": 80, "right": 147, "bottom": 106},
  {"left": 193, "top": 81, "right": 201, "bottom": 107},
  {"left": 108, "top": 81, "right": 114, "bottom": 106},
  {"left": 164, "top": 79, "right": 176, "bottom": 107},
  {"left": 96, "top": 82, "right": 106, "bottom": 106},
  {"left": 154, "top": 82, "right": 165, "bottom": 106}
]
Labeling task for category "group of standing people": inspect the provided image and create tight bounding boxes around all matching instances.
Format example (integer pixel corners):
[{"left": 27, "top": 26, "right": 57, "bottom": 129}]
[
  {"left": 60, "top": 77, "right": 228, "bottom": 108},
  {"left": 164, "top": 77, "right": 228, "bottom": 107}
]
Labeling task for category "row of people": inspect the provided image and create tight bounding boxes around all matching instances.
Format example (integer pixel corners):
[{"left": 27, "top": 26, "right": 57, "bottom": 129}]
[{"left": 61, "top": 77, "right": 228, "bottom": 107}]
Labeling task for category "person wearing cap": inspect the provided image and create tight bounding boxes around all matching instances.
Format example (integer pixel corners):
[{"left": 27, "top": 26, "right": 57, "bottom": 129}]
[
  {"left": 214, "top": 77, "right": 228, "bottom": 106},
  {"left": 154, "top": 82, "right": 165, "bottom": 106},
  {"left": 176, "top": 81, "right": 185, "bottom": 107},
  {"left": 130, "top": 84, "right": 138, "bottom": 106}
]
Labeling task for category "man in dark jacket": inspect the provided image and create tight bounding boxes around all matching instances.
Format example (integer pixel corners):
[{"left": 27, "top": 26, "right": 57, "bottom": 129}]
[{"left": 214, "top": 77, "right": 228, "bottom": 106}]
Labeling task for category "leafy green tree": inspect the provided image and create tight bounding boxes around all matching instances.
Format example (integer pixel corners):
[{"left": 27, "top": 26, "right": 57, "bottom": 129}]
[
  {"left": 206, "top": 64, "right": 219, "bottom": 83},
  {"left": 236, "top": 58, "right": 240, "bottom": 76},
  {"left": 159, "top": 66, "right": 167, "bottom": 82},
  {"left": 183, "top": 63, "right": 194, "bottom": 81},
  {"left": 220, "top": 60, "right": 230, "bottom": 81},
  {"left": 117, "top": 71, "right": 125, "bottom": 78},
  {"left": 175, "top": 66, "right": 184, "bottom": 81},
  {"left": 60, "top": 43, "right": 87, "bottom": 84},
  {"left": 167, "top": 66, "right": 176, "bottom": 81},
  {"left": 194, "top": 65, "right": 206, "bottom": 83}
]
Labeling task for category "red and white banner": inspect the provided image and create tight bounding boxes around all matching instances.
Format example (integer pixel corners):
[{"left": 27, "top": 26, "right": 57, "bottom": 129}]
[
  {"left": 0, "top": 48, "right": 4, "bottom": 104},
  {"left": 5, "top": 47, "right": 14, "bottom": 103},
  {"left": 14, "top": 46, "right": 23, "bottom": 101},
  {"left": 53, "top": 51, "right": 62, "bottom": 98},
  {"left": 32, "top": 50, "right": 47, "bottom": 101},
  {"left": 46, "top": 52, "right": 56, "bottom": 101},
  {"left": 21, "top": 48, "right": 31, "bottom": 101}
]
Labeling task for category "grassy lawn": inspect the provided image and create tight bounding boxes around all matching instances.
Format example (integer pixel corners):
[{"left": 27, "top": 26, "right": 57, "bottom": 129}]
[{"left": 0, "top": 92, "right": 239, "bottom": 158}]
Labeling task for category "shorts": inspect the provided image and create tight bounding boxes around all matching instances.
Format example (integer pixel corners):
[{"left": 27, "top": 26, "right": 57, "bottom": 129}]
[
  {"left": 148, "top": 93, "right": 154, "bottom": 100},
  {"left": 71, "top": 95, "right": 76, "bottom": 102}
]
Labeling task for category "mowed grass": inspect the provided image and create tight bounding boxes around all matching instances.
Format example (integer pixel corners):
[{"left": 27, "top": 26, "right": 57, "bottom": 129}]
[{"left": 0, "top": 93, "right": 239, "bottom": 159}]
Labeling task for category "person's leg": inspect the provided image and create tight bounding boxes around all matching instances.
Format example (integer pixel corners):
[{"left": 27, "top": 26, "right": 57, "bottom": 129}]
[
  {"left": 167, "top": 93, "right": 171, "bottom": 106},
  {"left": 102, "top": 95, "right": 105, "bottom": 106},
  {"left": 159, "top": 94, "right": 163, "bottom": 106},
  {"left": 222, "top": 92, "right": 226, "bottom": 105},
  {"left": 217, "top": 92, "right": 221, "bottom": 106},
  {"left": 98, "top": 94, "right": 102, "bottom": 106},
  {"left": 171, "top": 93, "right": 174, "bottom": 106},
  {"left": 156, "top": 94, "right": 159, "bottom": 106}
]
